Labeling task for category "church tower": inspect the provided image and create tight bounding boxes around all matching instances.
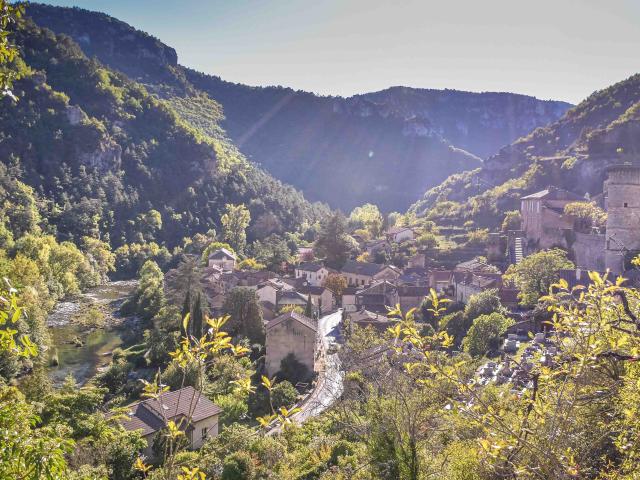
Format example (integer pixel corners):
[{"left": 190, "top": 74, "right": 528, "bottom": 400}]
[{"left": 604, "top": 163, "right": 640, "bottom": 274}]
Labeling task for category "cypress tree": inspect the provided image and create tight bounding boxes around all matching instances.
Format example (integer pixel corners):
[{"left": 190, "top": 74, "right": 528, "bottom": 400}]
[
  {"left": 305, "top": 293, "right": 313, "bottom": 318},
  {"left": 192, "top": 292, "right": 204, "bottom": 339},
  {"left": 181, "top": 289, "right": 191, "bottom": 337}
]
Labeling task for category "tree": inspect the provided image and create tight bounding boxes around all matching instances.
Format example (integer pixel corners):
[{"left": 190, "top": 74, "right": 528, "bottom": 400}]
[
  {"left": 323, "top": 273, "right": 347, "bottom": 302},
  {"left": 251, "top": 234, "right": 292, "bottom": 272},
  {"left": 122, "top": 260, "right": 165, "bottom": 321},
  {"left": 166, "top": 255, "right": 202, "bottom": 305},
  {"left": 463, "top": 288, "right": 504, "bottom": 322},
  {"left": 349, "top": 204, "right": 383, "bottom": 238},
  {"left": 564, "top": 201, "right": 607, "bottom": 232},
  {"left": 501, "top": 210, "right": 522, "bottom": 232},
  {"left": 304, "top": 294, "right": 313, "bottom": 318},
  {"left": 191, "top": 292, "right": 206, "bottom": 339},
  {"left": 315, "top": 212, "right": 352, "bottom": 269},
  {"left": 222, "top": 288, "right": 265, "bottom": 344},
  {"left": 221, "top": 451, "right": 255, "bottom": 480},
  {"left": 462, "top": 312, "right": 514, "bottom": 357},
  {"left": 0, "top": 0, "right": 24, "bottom": 97},
  {"left": 504, "top": 248, "right": 574, "bottom": 306},
  {"left": 221, "top": 203, "right": 251, "bottom": 253},
  {"left": 237, "top": 258, "right": 266, "bottom": 271}
]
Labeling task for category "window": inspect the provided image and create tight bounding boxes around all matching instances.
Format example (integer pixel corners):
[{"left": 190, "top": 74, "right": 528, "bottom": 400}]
[
  {"left": 201, "top": 427, "right": 208, "bottom": 440},
  {"left": 624, "top": 202, "right": 628, "bottom": 208}
]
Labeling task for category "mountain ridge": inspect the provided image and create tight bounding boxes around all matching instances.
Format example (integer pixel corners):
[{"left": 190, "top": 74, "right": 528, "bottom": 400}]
[{"left": 26, "top": 3, "right": 571, "bottom": 212}]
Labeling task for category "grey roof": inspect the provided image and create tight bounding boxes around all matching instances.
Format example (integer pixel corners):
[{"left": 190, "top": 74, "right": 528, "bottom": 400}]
[
  {"left": 297, "top": 262, "right": 325, "bottom": 272},
  {"left": 208, "top": 248, "right": 236, "bottom": 260},
  {"left": 341, "top": 260, "right": 392, "bottom": 277},
  {"left": 277, "top": 290, "right": 308, "bottom": 304},
  {"left": 397, "top": 285, "right": 430, "bottom": 297},
  {"left": 521, "top": 187, "right": 582, "bottom": 201},
  {"left": 267, "top": 311, "right": 317, "bottom": 332},
  {"left": 117, "top": 386, "right": 222, "bottom": 436},
  {"left": 297, "top": 285, "right": 329, "bottom": 296}
]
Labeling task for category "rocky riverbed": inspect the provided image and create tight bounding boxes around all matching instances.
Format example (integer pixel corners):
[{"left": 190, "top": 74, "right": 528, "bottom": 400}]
[{"left": 47, "top": 280, "right": 137, "bottom": 386}]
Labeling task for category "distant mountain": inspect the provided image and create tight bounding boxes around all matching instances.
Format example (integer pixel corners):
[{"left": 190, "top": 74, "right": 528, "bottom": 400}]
[
  {"left": 2, "top": 16, "right": 327, "bottom": 250},
  {"left": 26, "top": 3, "right": 572, "bottom": 212},
  {"left": 409, "top": 73, "right": 640, "bottom": 228}
]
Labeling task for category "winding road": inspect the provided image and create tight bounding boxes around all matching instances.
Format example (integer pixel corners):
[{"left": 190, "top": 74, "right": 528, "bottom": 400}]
[{"left": 291, "top": 309, "right": 345, "bottom": 423}]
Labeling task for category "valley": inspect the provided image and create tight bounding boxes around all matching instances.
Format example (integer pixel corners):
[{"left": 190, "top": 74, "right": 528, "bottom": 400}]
[{"left": 0, "top": 2, "right": 639, "bottom": 479}]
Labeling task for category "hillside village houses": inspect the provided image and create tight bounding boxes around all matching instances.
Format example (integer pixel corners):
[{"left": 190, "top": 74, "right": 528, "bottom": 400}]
[
  {"left": 294, "top": 262, "right": 331, "bottom": 286},
  {"left": 162, "top": 163, "right": 640, "bottom": 403}
]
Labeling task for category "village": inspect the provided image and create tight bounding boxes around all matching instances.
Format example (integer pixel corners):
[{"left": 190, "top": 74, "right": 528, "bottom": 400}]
[{"left": 114, "top": 161, "right": 640, "bottom": 455}]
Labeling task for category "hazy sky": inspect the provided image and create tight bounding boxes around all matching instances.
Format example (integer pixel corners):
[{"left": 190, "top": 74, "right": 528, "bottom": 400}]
[{"left": 39, "top": 0, "right": 640, "bottom": 104}]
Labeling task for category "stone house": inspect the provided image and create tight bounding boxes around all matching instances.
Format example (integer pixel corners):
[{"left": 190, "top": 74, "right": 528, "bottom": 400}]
[
  {"left": 429, "top": 270, "right": 454, "bottom": 294},
  {"left": 364, "top": 239, "right": 391, "bottom": 257},
  {"left": 294, "top": 262, "right": 330, "bottom": 287},
  {"left": 341, "top": 286, "right": 360, "bottom": 312},
  {"left": 276, "top": 290, "right": 308, "bottom": 312},
  {"left": 115, "top": 386, "right": 222, "bottom": 459},
  {"left": 453, "top": 273, "right": 502, "bottom": 304},
  {"left": 341, "top": 260, "right": 401, "bottom": 287},
  {"left": 256, "top": 279, "right": 294, "bottom": 306},
  {"left": 207, "top": 248, "right": 236, "bottom": 271},
  {"left": 348, "top": 309, "right": 392, "bottom": 333},
  {"left": 521, "top": 187, "right": 583, "bottom": 250},
  {"left": 355, "top": 280, "right": 399, "bottom": 314},
  {"left": 297, "top": 285, "right": 334, "bottom": 314},
  {"left": 385, "top": 226, "right": 415, "bottom": 243},
  {"left": 265, "top": 311, "right": 318, "bottom": 377},
  {"left": 397, "top": 285, "right": 430, "bottom": 312}
]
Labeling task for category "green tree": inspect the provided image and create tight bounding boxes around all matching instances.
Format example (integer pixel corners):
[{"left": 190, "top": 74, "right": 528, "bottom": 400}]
[
  {"left": 501, "top": 210, "right": 522, "bottom": 232},
  {"left": 221, "top": 451, "right": 255, "bottom": 480},
  {"left": 222, "top": 287, "right": 265, "bottom": 344},
  {"left": 564, "top": 201, "right": 607, "bottom": 232},
  {"left": 0, "top": 0, "right": 23, "bottom": 97},
  {"left": 463, "top": 288, "right": 504, "bottom": 322},
  {"left": 221, "top": 203, "right": 251, "bottom": 253},
  {"left": 504, "top": 248, "right": 574, "bottom": 306},
  {"left": 304, "top": 294, "right": 313, "bottom": 317},
  {"left": 349, "top": 203, "right": 383, "bottom": 238},
  {"left": 315, "top": 212, "right": 352, "bottom": 269},
  {"left": 462, "top": 312, "right": 514, "bottom": 357},
  {"left": 191, "top": 292, "right": 206, "bottom": 339}
]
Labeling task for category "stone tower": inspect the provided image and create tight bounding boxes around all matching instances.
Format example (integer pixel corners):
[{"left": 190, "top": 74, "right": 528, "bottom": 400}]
[{"left": 604, "top": 163, "right": 640, "bottom": 274}]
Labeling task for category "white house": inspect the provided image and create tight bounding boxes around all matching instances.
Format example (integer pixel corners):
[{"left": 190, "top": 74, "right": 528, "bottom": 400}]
[
  {"left": 340, "top": 260, "right": 401, "bottom": 287},
  {"left": 208, "top": 248, "right": 236, "bottom": 271},
  {"left": 385, "top": 226, "right": 415, "bottom": 243},
  {"left": 294, "top": 262, "right": 329, "bottom": 287}
]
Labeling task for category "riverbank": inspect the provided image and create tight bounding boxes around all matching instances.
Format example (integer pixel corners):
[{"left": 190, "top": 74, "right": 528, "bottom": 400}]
[{"left": 46, "top": 280, "right": 138, "bottom": 386}]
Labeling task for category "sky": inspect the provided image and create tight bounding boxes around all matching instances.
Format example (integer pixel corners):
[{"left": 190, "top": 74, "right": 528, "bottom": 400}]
[{"left": 38, "top": 0, "right": 640, "bottom": 104}]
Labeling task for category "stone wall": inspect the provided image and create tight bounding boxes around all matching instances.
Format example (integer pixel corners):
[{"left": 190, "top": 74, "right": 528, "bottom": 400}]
[
  {"left": 572, "top": 232, "right": 606, "bottom": 271},
  {"left": 265, "top": 319, "right": 317, "bottom": 377}
]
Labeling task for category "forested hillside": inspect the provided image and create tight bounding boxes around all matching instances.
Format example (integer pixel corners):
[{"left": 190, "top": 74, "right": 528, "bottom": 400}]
[
  {"left": 2, "top": 16, "right": 327, "bottom": 254},
  {"left": 409, "top": 73, "right": 640, "bottom": 228},
  {"left": 26, "top": 3, "right": 571, "bottom": 212}
]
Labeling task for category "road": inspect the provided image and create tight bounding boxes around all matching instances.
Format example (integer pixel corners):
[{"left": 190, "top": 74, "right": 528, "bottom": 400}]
[{"left": 291, "top": 309, "right": 345, "bottom": 423}]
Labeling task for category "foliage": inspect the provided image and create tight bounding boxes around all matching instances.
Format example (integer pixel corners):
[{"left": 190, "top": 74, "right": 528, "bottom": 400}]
[
  {"left": 222, "top": 287, "right": 265, "bottom": 344},
  {"left": 221, "top": 203, "right": 251, "bottom": 254},
  {"left": 314, "top": 212, "right": 353, "bottom": 269},
  {"left": 349, "top": 203, "right": 383, "bottom": 238},
  {"left": 504, "top": 248, "right": 574, "bottom": 306},
  {"left": 462, "top": 312, "right": 514, "bottom": 357},
  {"left": 121, "top": 260, "right": 165, "bottom": 321},
  {"left": 237, "top": 257, "right": 265, "bottom": 270},
  {"left": 501, "top": 210, "right": 522, "bottom": 232},
  {"left": 564, "top": 201, "right": 607, "bottom": 232},
  {"left": 323, "top": 273, "right": 348, "bottom": 300}
]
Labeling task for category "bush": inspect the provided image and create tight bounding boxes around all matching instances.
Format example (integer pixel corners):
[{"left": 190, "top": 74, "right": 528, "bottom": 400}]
[{"left": 221, "top": 451, "right": 255, "bottom": 480}]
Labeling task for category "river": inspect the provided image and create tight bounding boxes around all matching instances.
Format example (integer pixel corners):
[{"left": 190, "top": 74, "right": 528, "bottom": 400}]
[{"left": 46, "top": 280, "right": 137, "bottom": 386}]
